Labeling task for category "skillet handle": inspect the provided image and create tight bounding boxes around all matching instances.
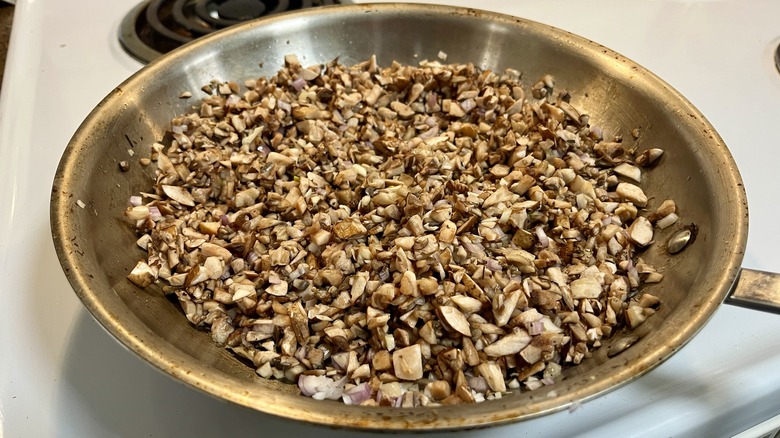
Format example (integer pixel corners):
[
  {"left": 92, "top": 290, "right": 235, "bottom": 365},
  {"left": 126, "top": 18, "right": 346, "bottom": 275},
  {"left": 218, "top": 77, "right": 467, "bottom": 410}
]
[{"left": 725, "top": 268, "right": 780, "bottom": 314}]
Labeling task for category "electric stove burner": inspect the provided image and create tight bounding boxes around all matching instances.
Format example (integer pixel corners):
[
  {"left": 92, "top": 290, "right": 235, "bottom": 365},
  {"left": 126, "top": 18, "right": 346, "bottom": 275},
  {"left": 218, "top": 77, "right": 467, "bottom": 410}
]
[{"left": 119, "top": 0, "right": 347, "bottom": 63}]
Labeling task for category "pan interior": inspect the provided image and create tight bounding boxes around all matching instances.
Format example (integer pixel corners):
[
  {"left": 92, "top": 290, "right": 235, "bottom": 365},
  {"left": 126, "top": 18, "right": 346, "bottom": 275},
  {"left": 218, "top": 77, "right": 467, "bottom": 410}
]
[{"left": 51, "top": 3, "right": 747, "bottom": 430}]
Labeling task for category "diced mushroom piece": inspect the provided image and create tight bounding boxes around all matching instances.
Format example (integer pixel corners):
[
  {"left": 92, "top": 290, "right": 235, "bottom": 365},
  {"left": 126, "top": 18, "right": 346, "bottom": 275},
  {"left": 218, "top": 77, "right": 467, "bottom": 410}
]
[
  {"left": 371, "top": 190, "right": 401, "bottom": 206},
  {"left": 199, "top": 221, "right": 220, "bottom": 235},
  {"left": 394, "top": 236, "right": 415, "bottom": 251},
  {"left": 266, "top": 152, "right": 296, "bottom": 167},
  {"left": 127, "top": 261, "right": 157, "bottom": 287},
  {"left": 234, "top": 188, "right": 260, "bottom": 208},
  {"left": 426, "top": 380, "right": 452, "bottom": 401},
  {"left": 437, "top": 305, "right": 472, "bottom": 337},
  {"left": 437, "top": 220, "right": 457, "bottom": 244},
  {"left": 180, "top": 299, "right": 201, "bottom": 325},
  {"left": 350, "top": 271, "right": 369, "bottom": 302},
  {"left": 451, "top": 295, "right": 483, "bottom": 314},
  {"left": 289, "top": 302, "right": 310, "bottom": 343},
  {"left": 625, "top": 305, "right": 649, "bottom": 328},
  {"left": 202, "top": 256, "right": 225, "bottom": 280},
  {"left": 569, "top": 176, "right": 596, "bottom": 199},
  {"left": 333, "top": 217, "right": 367, "bottom": 240},
  {"left": 483, "top": 186, "right": 516, "bottom": 208},
  {"left": 475, "top": 362, "right": 506, "bottom": 392},
  {"left": 461, "top": 274, "right": 489, "bottom": 304},
  {"left": 292, "top": 105, "right": 332, "bottom": 120},
  {"left": 407, "top": 82, "right": 425, "bottom": 103},
  {"left": 368, "top": 350, "right": 391, "bottom": 373},
  {"left": 136, "top": 234, "right": 152, "bottom": 250},
  {"left": 161, "top": 185, "right": 195, "bottom": 206},
  {"left": 230, "top": 282, "right": 256, "bottom": 302},
  {"left": 490, "top": 164, "right": 511, "bottom": 178},
  {"left": 266, "top": 280, "right": 289, "bottom": 297},
  {"left": 616, "top": 182, "right": 648, "bottom": 207},
  {"left": 654, "top": 199, "right": 677, "bottom": 218},
  {"left": 284, "top": 53, "right": 301, "bottom": 67},
  {"left": 636, "top": 148, "right": 664, "bottom": 167},
  {"left": 390, "top": 101, "right": 415, "bottom": 119},
  {"left": 405, "top": 214, "right": 425, "bottom": 236},
  {"left": 392, "top": 344, "right": 423, "bottom": 381},
  {"left": 211, "top": 315, "right": 235, "bottom": 345},
  {"left": 413, "top": 235, "right": 438, "bottom": 258},
  {"left": 183, "top": 262, "right": 211, "bottom": 285},
  {"left": 546, "top": 267, "right": 568, "bottom": 287},
  {"left": 429, "top": 204, "right": 453, "bottom": 223},
  {"left": 310, "top": 229, "right": 332, "bottom": 247},
  {"left": 155, "top": 149, "right": 177, "bottom": 177},
  {"left": 483, "top": 330, "right": 532, "bottom": 357},
  {"left": 455, "top": 382, "right": 475, "bottom": 403},
  {"left": 300, "top": 66, "right": 320, "bottom": 81},
  {"left": 400, "top": 271, "right": 418, "bottom": 297},
  {"left": 345, "top": 366, "right": 370, "bottom": 385},
  {"left": 268, "top": 247, "right": 290, "bottom": 266},
  {"left": 638, "top": 293, "right": 661, "bottom": 308},
  {"left": 627, "top": 216, "right": 654, "bottom": 247},
  {"left": 417, "top": 321, "right": 436, "bottom": 345},
  {"left": 168, "top": 273, "right": 187, "bottom": 287},
  {"left": 201, "top": 242, "right": 232, "bottom": 261},
  {"left": 570, "top": 277, "right": 602, "bottom": 299},
  {"left": 324, "top": 327, "right": 350, "bottom": 351},
  {"left": 558, "top": 101, "right": 581, "bottom": 124},
  {"left": 370, "top": 284, "right": 396, "bottom": 310},
  {"left": 519, "top": 344, "right": 542, "bottom": 364},
  {"left": 613, "top": 163, "right": 642, "bottom": 182},
  {"left": 448, "top": 102, "right": 465, "bottom": 118},
  {"left": 504, "top": 249, "right": 536, "bottom": 273},
  {"left": 417, "top": 277, "right": 439, "bottom": 296},
  {"left": 367, "top": 307, "right": 391, "bottom": 330},
  {"left": 492, "top": 288, "right": 522, "bottom": 327}
]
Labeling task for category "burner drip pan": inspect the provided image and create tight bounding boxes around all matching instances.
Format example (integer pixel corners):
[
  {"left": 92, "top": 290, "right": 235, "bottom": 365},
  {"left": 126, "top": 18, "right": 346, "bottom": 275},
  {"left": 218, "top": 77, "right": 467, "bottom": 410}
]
[{"left": 119, "top": 0, "right": 345, "bottom": 63}]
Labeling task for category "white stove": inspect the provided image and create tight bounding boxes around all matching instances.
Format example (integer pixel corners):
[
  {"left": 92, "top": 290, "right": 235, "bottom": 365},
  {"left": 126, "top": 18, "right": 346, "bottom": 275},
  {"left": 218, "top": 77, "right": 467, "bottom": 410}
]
[{"left": 2, "top": 1, "right": 780, "bottom": 436}]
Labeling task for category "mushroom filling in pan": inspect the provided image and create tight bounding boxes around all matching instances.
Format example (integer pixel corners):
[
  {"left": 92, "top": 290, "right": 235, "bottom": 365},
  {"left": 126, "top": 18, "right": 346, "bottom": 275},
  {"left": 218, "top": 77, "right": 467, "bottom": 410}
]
[{"left": 124, "top": 54, "right": 676, "bottom": 406}]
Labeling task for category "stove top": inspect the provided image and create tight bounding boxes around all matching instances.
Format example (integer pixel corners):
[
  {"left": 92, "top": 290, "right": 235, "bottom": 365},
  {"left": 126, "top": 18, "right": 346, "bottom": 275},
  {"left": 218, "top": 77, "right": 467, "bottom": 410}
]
[
  {"left": 3, "top": 0, "right": 780, "bottom": 437},
  {"left": 119, "top": 0, "right": 347, "bottom": 63}
]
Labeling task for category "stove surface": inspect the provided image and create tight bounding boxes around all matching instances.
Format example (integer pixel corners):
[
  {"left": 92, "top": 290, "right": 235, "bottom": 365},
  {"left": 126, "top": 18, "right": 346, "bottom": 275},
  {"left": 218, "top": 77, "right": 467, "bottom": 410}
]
[
  {"left": 119, "top": 0, "right": 347, "bottom": 63},
  {"left": 2, "top": 1, "right": 780, "bottom": 437}
]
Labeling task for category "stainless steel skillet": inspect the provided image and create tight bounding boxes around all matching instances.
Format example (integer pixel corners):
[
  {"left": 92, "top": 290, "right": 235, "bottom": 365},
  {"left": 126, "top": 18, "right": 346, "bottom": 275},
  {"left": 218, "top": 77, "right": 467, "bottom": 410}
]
[{"left": 50, "top": 3, "right": 778, "bottom": 431}]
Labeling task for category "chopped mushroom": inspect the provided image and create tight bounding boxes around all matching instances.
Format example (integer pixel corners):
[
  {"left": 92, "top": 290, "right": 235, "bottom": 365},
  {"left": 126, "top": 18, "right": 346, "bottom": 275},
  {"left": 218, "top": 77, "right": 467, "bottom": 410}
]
[
  {"left": 570, "top": 277, "right": 602, "bottom": 300},
  {"left": 392, "top": 344, "right": 423, "bottom": 381},
  {"left": 616, "top": 182, "right": 648, "bottom": 207},
  {"left": 127, "top": 261, "right": 156, "bottom": 287},
  {"left": 437, "top": 306, "right": 472, "bottom": 337},
  {"left": 627, "top": 216, "right": 654, "bottom": 247},
  {"left": 476, "top": 362, "right": 507, "bottom": 392},
  {"left": 161, "top": 185, "right": 195, "bottom": 206},
  {"left": 124, "top": 55, "right": 675, "bottom": 407},
  {"left": 483, "top": 330, "right": 533, "bottom": 357},
  {"left": 613, "top": 163, "right": 642, "bottom": 182}
]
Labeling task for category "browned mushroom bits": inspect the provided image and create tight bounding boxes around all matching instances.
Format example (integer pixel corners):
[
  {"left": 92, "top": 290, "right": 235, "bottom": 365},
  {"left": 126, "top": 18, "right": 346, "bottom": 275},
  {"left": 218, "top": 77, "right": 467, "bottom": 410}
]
[{"left": 125, "top": 54, "right": 674, "bottom": 407}]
